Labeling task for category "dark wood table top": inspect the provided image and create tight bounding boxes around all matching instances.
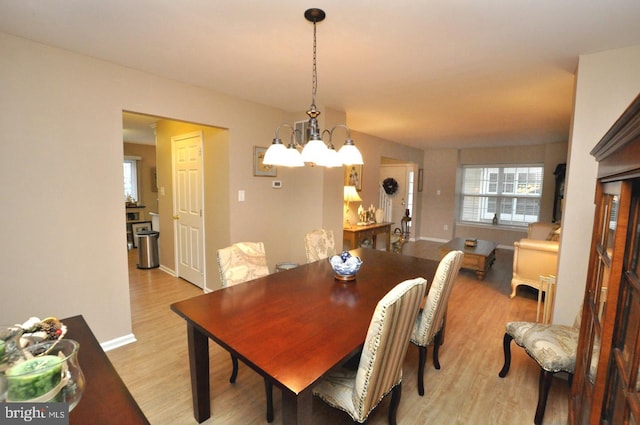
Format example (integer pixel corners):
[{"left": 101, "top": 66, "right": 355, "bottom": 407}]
[
  {"left": 64, "top": 315, "right": 150, "bottom": 425},
  {"left": 171, "top": 248, "right": 438, "bottom": 397},
  {"left": 441, "top": 237, "right": 498, "bottom": 256}
]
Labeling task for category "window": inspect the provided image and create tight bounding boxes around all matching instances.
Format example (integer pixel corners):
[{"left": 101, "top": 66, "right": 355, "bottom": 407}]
[
  {"left": 459, "top": 165, "right": 543, "bottom": 226},
  {"left": 123, "top": 157, "right": 140, "bottom": 203}
]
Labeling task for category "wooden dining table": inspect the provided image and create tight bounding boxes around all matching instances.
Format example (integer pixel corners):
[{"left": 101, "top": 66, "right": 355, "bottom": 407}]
[{"left": 171, "top": 248, "right": 438, "bottom": 424}]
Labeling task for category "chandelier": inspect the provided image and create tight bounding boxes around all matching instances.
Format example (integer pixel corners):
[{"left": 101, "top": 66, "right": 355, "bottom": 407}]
[{"left": 262, "top": 8, "right": 364, "bottom": 168}]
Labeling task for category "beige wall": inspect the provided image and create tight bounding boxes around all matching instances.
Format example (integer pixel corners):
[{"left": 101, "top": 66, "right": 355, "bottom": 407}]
[
  {"left": 3, "top": 29, "right": 637, "bottom": 341},
  {"left": 0, "top": 32, "right": 289, "bottom": 342},
  {"left": 0, "top": 33, "right": 422, "bottom": 343},
  {"left": 419, "top": 142, "right": 568, "bottom": 246},
  {"left": 555, "top": 44, "right": 640, "bottom": 325},
  {"left": 420, "top": 148, "right": 458, "bottom": 241}
]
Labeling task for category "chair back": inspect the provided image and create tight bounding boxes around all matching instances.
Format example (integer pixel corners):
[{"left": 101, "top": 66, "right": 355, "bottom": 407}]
[
  {"left": 217, "top": 242, "right": 269, "bottom": 287},
  {"left": 411, "top": 250, "right": 463, "bottom": 347},
  {"left": 352, "top": 277, "right": 427, "bottom": 419},
  {"left": 304, "top": 229, "right": 336, "bottom": 263}
]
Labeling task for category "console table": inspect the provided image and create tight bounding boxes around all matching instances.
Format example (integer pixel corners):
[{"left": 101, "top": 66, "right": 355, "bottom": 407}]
[
  {"left": 64, "top": 315, "right": 150, "bottom": 424},
  {"left": 343, "top": 222, "right": 392, "bottom": 251}
]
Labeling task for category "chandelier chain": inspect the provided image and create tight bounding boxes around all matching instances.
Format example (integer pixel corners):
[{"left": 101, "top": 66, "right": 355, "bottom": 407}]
[
  {"left": 263, "top": 9, "right": 363, "bottom": 168},
  {"left": 311, "top": 20, "right": 318, "bottom": 109}
]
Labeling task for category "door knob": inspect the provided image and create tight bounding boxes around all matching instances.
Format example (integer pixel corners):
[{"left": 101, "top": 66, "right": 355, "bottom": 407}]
[{"left": 173, "top": 214, "right": 180, "bottom": 220}]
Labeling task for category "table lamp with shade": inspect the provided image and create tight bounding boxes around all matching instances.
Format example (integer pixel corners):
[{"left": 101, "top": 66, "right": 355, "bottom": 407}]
[{"left": 343, "top": 186, "right": 362, "bottom": 228}]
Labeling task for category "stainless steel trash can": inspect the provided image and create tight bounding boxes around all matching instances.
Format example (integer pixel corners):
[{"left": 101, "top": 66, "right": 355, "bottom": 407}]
[{"left": 137, "top": 230, "right": 159, "bottom": 269}]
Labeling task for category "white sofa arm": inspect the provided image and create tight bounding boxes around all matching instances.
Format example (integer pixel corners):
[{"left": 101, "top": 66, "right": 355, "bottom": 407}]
[
  {"left": 511, "top": 238, "right": 559, "bottom": 298},
  {"left": 514, "top": 238, "right": 559, "bottom": 253},
  {"left": 527, "top": 222, "right": 560, "bottom": 240}
]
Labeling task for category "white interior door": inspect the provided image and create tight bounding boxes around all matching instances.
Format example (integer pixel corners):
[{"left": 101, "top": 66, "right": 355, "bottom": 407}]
[{"left": 172, "top": 132, "right": 205, "bottom": 288}]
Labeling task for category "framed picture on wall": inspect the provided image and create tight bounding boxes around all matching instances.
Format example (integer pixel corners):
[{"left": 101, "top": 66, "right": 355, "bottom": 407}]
[
  {"left": 344, "top": 164, "right": 363, "bottom": 191},
  {"left": 294, "top": 120, "right": 310, "bottom": 143},
  {"left": 253, "top": 146, "right": 277, "bottom": 177}
]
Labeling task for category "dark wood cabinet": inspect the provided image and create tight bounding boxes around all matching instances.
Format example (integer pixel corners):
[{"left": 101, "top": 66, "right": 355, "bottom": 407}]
[
  {"left": 604, "top": 182, "right": 640, "bottom": 423},
  {"left": 570, "top": 93, "right": 640, "bottom": 424},
  {"left": 553, "top": 163, "right": 566, "bottom": 223}
]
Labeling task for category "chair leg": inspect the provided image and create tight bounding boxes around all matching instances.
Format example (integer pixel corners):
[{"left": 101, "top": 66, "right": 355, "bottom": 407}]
[
  {"left": 433, "top": 328, "right": 443, "bottom": 370},
  {"left": 498, "top": 332, "right": 513, "bottom": 378},
  {"left": 388, "top": 383, "right": 401, "bottom": 425},
  {"left": 228, "top": 352, "right": 275, "bottom": 422},
  {"left": 534, "top": 370, "right": 554, "bottom": 425},
  {"left": 229, "top": 353, "right": 239, "bottom": 383},
  {"left": 417, "top": 345, "right": 427, "bottom": 396},
  {"left": 264, "top": 378, "right": 274, "bottom": 423},
  {"left": 418, "top": 329, "right": 444, "bottom": 396}
]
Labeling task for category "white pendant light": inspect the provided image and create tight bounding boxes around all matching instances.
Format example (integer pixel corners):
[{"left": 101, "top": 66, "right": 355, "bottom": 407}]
[
  {"left": 316, "top": 140, "right": 342, "bottom": 167},
  {"left": 338, "top": 140, "right": 364, "bottom": 165}
]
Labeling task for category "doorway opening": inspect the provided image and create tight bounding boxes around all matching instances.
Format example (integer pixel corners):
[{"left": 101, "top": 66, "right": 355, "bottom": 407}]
[
  {"left": 379, "top": 157, "right": 418, "bottom": 240},
  {"left": 122, "top": 111, "right": 230, "bottom": 291}
]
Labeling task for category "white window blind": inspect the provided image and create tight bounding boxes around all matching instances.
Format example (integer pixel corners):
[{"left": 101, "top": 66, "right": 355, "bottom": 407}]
[{"left": 460, "top": 165, "right": 543, "bottom": 226}]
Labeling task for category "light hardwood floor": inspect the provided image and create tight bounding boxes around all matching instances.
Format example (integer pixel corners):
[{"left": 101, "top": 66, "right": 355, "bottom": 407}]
[{"left": 107, "top": 241, "right": 570, "bottom": 424}]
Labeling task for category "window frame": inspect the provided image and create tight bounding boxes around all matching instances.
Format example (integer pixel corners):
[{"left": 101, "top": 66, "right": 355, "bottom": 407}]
[
  {"left": 123, "top": 156, "right": 140, "bottom": 203},
  {"left": 458, "top": 164, "right": 544, "bottom": 227}
]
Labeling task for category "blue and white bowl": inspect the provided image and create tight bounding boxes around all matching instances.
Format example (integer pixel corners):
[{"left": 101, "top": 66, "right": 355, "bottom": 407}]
[{"left": 329, "top": 251, "right": 363, "bottom": 281}]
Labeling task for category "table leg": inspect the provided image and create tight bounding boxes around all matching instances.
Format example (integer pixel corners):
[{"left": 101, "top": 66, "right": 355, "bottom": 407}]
[
  {"left": 187, "top": 322, "right": 210, "bottom": 423},
  {"left": 385, "top": 228, "right": 391, "bottom": 251},
  {"left": 282, "top": 388, "right": 312, "bottom": 425},
  {"left": 344, "top": 232, "right": 356, "bottom": 250}
]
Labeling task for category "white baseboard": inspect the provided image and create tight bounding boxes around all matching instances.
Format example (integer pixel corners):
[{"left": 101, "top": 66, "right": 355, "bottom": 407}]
[
  {"left": 419, "top": 236, "right": 449, "bottom": 243},
  {"left": 100, "top": 333, "right": 137, "bottom": 352},
  {"left": 159, "top": 264, "right": 176, "bottom": 276}
]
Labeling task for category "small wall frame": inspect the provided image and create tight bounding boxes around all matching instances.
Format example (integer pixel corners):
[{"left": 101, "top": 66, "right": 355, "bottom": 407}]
[
  {"left": 344, "top": 164, "right": 363, "bottom": 191},
  {"left": 253, "top": 146, "right": 277, "bottom": 177}
]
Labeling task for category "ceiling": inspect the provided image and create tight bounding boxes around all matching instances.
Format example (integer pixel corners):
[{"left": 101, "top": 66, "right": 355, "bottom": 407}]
[{"left": 3, "top": 1, "right": 640, "bottom": 149}]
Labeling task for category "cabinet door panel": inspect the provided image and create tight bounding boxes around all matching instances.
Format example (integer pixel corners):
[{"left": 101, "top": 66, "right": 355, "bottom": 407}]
[{"left": 603, "top": 181, "right": 640, "bottom": 423}]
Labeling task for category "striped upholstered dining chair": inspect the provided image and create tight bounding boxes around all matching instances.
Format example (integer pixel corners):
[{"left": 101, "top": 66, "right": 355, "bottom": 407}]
[
  {"left": 410, "top": 249, "right": 464, "bottom": 396},
  {"left": 216, "top": 241, "right": 274, "bottom": 422},
  {"left": 313, "top": 277, "right": 427, "bottom": 425}
]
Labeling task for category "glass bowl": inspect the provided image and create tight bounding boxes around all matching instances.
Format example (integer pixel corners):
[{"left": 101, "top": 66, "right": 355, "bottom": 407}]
[{"left": 2, "top": 339, "right": 84, "bottom": 410}]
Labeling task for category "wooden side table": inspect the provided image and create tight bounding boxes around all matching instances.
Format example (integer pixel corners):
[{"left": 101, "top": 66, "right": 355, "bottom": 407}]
[{"left": 343, "top": 222, "right": 392, "bottom": 251}]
